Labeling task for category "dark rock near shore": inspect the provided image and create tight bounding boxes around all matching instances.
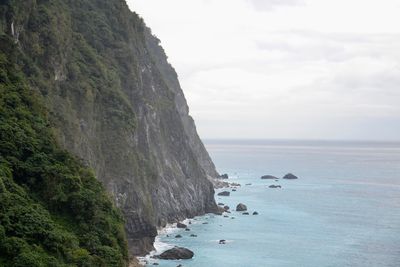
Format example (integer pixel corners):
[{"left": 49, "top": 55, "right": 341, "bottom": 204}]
[
  {"left": 154, "top": 247, "right": 194, "bottom": 260},
  {"left": 283, "top": 173, "right": 298, "bottom": 179},
  {"left": 245, "top": 183, "right": 252, "bottom": 186},
  {"left": 202, "top": 222, "right": 208, "bottom": 224},
  {"left": 217, "top": 191, "right": 230, "bottom": 196},
  {"left": 177, "top": 222, "right": 187, "bottom": 228},
  {"left": 253, "top": 211, "right": 259, "bottom": 215},
  {"left": 232, "top": 189, "right": 237, "bottom": 191},
  {"left": 219, "top": 239, "right": 226, "bottom": 244},
  {"left": 213, "top": 206, "right": 225, "bottom": 215},
  {"left": 223, "top": 205, "right": 230, "bottom": 211},
  {"left": 190, "top": 234, "right": 197, "bottom": 237},
  {"left": 242, "top": 212, "right": 249, "bottom": 215},
  {"left": 268, "top": 185, "right": 282, "bottom": 188},
  {"left": 185, "top": 228, "right": 190, "bottom": 231},
  {"left": 218, "top": 173, "right": 229, "bottom": 179},
  {"left": 261, "top": 175, "right": 278, "bottom": 179},
  {"left": 218, "top": 202, "right": 225, "bottom": 206},
  {"left": 236, "top": 203, "right": 247, "bottom": 211},
  {"left": 175, "top": 234, "right": 182, "bottom": 238}
]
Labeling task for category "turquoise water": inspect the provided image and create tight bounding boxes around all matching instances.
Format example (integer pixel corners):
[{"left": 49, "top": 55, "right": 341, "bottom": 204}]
[{"left": 144, "top": 140, "right": 400, "bottom": 267}]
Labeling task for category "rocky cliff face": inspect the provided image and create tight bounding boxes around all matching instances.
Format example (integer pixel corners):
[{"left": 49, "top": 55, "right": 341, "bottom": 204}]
[{"left": 1, "top": 0, "right": 218, "bottom": 256}]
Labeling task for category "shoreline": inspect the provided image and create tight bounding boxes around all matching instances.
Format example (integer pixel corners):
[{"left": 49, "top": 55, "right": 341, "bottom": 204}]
[{"left": 136, "top": 180, "right": 237, "bottom": 266}]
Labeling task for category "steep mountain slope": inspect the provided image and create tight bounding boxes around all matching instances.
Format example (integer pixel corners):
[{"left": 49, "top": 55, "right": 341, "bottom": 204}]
[
  {"left": 0, "top": 37, "right": 128, "bottom": 266},
  {"left": 0, "top": 0, "right": 218, "bottom": 256}
]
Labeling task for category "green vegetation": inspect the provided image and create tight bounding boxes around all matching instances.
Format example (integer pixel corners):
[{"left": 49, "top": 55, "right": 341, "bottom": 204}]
[{"left": 0, "top": 36, "right": 128, "bottom": 266}]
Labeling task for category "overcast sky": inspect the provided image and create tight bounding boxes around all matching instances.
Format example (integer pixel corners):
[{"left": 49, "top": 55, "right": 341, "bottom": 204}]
[{"left": 127, "top": 0, "right": 400, "bottom": 141}]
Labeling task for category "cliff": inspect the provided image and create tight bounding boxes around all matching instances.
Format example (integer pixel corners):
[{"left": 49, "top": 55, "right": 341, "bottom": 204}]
[
  {"left": 0, "top": 37, "right": 128, "bottom": 266},
  {"left": 0, "top": 0, "right": 218, "bottom": 257}
]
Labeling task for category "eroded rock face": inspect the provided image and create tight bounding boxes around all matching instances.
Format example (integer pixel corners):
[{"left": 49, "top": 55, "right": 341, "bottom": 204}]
[
  {"left": 217, "top": 191, "right": 230, "bottom": 196},
  {"left": 155, "top": 247, "right": 194, "bottom": 260},
  {"left": 6, "top": 0, "right": 218, "bottom": 256}
]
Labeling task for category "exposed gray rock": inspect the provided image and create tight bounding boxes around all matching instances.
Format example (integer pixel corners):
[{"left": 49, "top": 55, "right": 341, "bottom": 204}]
[
  {"left": 175, "top": 235, "right": 182, "bottom": 238},
  {"left": 223, "top": 205, "right": 230, "bottom": 211},
  {"left": 219, "top": 240, "right": 226, "bottom": 244},
  {"left": 154, "top": 247, "right": 194, "bottom": 260},
  {"left": 253, "top": 211, "right": 259, "bottom": 215},
  {"left": 242, "top": 212, "right": 249, "bottom": 215},
  {"left": 236, "top": 203, "right": 247, "bottom": 211},
  {"left": 11, "top": 0, "right": 219, "bottom": 257},
  {"left": 283, "top": 173, "right": 298, "bottom": 179}
]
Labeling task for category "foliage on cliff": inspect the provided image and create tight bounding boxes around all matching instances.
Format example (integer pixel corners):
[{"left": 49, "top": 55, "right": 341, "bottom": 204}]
[{"left": 0, "top": 36, "right": 128, "bottom": 266}]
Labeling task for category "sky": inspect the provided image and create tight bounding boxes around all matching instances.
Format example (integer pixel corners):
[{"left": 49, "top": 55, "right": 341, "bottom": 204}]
[{"left": 126, "top": 0, "right": 400, "bottom": 141}]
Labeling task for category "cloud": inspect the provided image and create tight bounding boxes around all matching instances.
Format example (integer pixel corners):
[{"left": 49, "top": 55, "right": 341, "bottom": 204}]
[
  {"left": 127, "top": 0, "right": 400, "bottom": 140},
  {"left": 246, "top": 0, "right": 305, "bottom": 11}
]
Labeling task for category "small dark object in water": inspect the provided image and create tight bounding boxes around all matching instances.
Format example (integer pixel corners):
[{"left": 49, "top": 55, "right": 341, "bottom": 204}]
[
  {"left": 236, "top": 203, "right": 247, "bottom": 211},
  {"left": 261, "top": 175, "right": 278, "bottom": 179},
  {"left": 253, "top": 211, "right": 259, "bottom": 215},
  {"left": 268, "top": 185, "right": 281, "bottom": 188},
  {"left": 283, "top": 173, "right": 298, "bottom": 179},
  {"left": 218, "top": 191, "right": 230, "bottom": 196}
]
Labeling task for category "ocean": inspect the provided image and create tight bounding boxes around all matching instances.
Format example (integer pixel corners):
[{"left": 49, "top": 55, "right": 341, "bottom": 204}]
[{"left": 143, "top": 139, "right": 400, "bottom": 267}]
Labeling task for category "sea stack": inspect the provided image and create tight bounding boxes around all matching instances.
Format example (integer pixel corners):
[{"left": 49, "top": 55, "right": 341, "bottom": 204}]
[{"left": 283, "top": 173, "right": 298, "bottom": 179}]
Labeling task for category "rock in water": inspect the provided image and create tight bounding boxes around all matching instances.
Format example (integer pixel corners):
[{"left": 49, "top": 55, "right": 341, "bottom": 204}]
[
  {"left": 242, "top": 212, "right": 249, "bottom": 215},
  {"left": 236, "top": 203, "right": 247, "bottom": 211},
  {"left": 219, "top": 239, "right": 226, "bottom": 244},
  {"left": 177, "top": 222, "right": 187, "bottom": 228},
  {"left": 268, "top": 185, "right": 282, "bottom": 188},
  {"left": 218, "top": 173, "right": 229, "bottom": 179},
  {"left": 261, "top": 175, "right": 278, "bottom": 179},
  {"left": 283, "top": 173, "right": 298, "bottom": 179},
  {"left": 155, "top": 247, "right": 194, "bottom": 260},
  {"left": 217, "top": 191, "right": 230, "bottom": 196},
  {"left": 175, "top": 235, "right": 182, "bottom": 238},
  {"left": 223, "top": 205, "right": 230, "bottom": 211},
  {"left": 253, "top": 211, "right": 259, "bottom": 215}
]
